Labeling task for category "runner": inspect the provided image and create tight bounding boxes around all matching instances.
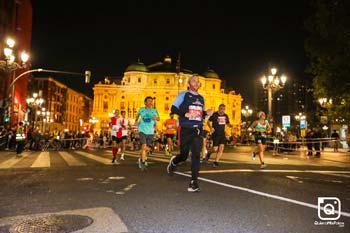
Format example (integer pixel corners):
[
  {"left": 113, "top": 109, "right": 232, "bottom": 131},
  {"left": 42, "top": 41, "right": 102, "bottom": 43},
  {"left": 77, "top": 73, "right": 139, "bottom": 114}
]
[
  {"left": 164, "top": 113, "right": 177, "bottom": 156},
  {"left": 118, "top": 110, "right": 129, "bottom": 160},
  {"left": 166, "top": 74, "right": 213, "bottom": 192},
  {"left": 109, "top": 109, "right": 122, "bottom": 164},
  {"left": 250, "top": 111, "right": 271, "bottom": 169},
  {"left": 208, "top": 104, "right": 232, "bottom": 167},
  {"left": 135, "top": 96, "right": 160, "bottom": 171}
]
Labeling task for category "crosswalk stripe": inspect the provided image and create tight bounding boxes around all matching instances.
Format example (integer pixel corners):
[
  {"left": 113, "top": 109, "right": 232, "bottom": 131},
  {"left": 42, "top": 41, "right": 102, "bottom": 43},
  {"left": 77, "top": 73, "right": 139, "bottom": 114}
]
[
  {"left": 75, "top": 151, "right": 112, "bottom": 165},
  {"left": 31, "top": 152, "right": 50, "bottom": 168},
  {"left": 0, "top": 153, "right": 30, "bottom": 169},
  {"left": 59, "top": 151, "right": 87, "bottom": 166}
]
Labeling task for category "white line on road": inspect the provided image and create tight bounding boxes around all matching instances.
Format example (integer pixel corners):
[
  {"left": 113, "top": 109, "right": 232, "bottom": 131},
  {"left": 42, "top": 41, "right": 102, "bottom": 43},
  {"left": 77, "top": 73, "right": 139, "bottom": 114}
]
[
  {"left": 175, "top": 171, "right": 350, "bottom": 218},
  {"left": 59, "top": 151, "right": 87, "bottom": 166},
  {"left": 31, "top": 152, "right": 50, "bottom": 168},
  {"left": 75, "top": 151, "right": 113, "bottom": 165},
  {"left": 0, "top": 152, "right": 30, "bottom": 169},
  {"left": 198, "top": 169, "right": 350, "bottom": 175}
]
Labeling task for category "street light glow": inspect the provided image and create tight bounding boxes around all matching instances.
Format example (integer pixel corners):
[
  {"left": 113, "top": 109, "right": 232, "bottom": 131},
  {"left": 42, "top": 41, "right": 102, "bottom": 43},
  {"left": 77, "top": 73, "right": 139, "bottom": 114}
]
[{"left": 6, "top": 38, "right": 15, "bottom": 48}]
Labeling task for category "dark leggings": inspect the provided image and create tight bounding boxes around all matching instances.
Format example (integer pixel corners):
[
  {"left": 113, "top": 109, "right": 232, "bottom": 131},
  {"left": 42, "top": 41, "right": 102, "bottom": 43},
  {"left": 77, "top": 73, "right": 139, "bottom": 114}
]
[{"left": 173, "top": 127, "right": 203, "bottom": 180}]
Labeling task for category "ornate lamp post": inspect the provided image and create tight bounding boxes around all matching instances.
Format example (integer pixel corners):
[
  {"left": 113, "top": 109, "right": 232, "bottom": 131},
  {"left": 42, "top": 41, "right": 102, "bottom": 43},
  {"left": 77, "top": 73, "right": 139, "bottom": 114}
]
[
  {"left": 26, "top": 92, "right": 44, "bottom": 129},
  {"left": 261, "top": 67, "right": 287, "bottom": 126},
  {"left": 241, "top": 105, "right": 253, "bottom": 143},
  {"left": 89, "top": 117, "right": 99, "bottom": 133},
  {"left": 0, "top": 37, "right": 30, "bottom": 124}
]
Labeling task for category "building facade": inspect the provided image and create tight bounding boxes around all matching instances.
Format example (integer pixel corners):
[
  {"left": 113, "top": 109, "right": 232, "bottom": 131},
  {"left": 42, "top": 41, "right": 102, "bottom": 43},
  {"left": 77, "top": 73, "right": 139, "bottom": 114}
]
[
  {"left": 91, "top": 56, "right": 243, "bottom": 135},
  {"left": 28, "top": 77, "right": 92, "bottom": 133},
  {"left": 0, "top": 0, "right": 32, "bottom": 126}
]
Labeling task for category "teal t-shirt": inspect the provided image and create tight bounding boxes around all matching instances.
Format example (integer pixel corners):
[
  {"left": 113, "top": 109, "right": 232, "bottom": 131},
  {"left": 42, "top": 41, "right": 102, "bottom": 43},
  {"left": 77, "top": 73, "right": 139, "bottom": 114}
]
[{"left": 137, "top": 107, "right": 159, "bottom": 135}]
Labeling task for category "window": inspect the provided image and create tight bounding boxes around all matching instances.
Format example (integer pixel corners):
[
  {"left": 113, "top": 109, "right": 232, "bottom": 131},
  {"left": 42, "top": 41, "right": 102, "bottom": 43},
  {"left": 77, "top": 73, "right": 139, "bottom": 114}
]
[
  {"left": 166, "top": 79, "right": 170, "bottom": 84},
  {"left": 122, "top": 96, "right": 125, "bottom": 99},
  {"left": 164, "top": 103, "right": 169, "bottom": 111},
  {"left": 212, "top": 84, "right": 215, "bottom": 89},
  {"left": 120, "top": 102, "right": 125, "bottom": 110},
  {"left": 138, "top": 77, "right": 141, "bottom": 83},
  {"left": 165, "top": 96, "right": 169, "bottom": 101},
  {"left": 154, "top": 79, "right": 157, "bottom": 84},
  {"left": 103, "top": 102, "right": 108, "bottom": 112}
]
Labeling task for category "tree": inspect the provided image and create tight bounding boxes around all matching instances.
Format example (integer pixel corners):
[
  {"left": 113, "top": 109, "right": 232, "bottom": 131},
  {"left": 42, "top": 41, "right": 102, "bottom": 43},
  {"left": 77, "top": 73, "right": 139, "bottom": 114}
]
[{"left": 304, "top": 0, "right": 350, "bottom": 123}]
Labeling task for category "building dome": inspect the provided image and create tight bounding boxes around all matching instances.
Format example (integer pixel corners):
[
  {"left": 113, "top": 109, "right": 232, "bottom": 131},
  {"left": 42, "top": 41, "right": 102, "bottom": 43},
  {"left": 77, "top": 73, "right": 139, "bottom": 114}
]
[
  {"left": 125, "top": 61, "right": 149, "bottom": 72},
  {"left": 202, "top": 68, "right": 220, "bottom": 79}
]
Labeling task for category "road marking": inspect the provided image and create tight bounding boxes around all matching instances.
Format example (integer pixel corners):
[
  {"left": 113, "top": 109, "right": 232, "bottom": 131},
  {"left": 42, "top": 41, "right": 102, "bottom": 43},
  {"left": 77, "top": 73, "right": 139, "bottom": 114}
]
[
  {"left": 286, "top": 175, "right": 343, "bottom": 184},
  {"left": 175, "top": 171, "right": 350, "bottom": 218},
  {"left": 0, "top": 153, "right": 30, "bottom": 169},
  {"left": 59, "top": 151, "right": 87, "bottom": 166},
  {"left": 31, "top": 152, "right": 50, "bottom": 168},
  {"left": 75, "top": 151, "right": 112, "bottom": 165},
  {"left": 198, "top": 169, "right": 350, "bottom": 175}
]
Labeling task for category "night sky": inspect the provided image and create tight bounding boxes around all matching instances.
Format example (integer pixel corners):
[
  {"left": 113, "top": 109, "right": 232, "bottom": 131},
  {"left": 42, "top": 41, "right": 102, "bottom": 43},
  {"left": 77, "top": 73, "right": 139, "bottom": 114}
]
[{"left": 30, "top": 0, "right": 310, "bottom": 105}]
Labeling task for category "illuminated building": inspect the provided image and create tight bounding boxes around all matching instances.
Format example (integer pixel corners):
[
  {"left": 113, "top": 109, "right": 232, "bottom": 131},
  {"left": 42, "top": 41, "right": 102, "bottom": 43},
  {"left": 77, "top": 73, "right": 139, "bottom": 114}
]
[
  {"left": 29, "top": 77, "right": 92, "bottom": 132},
  {"left": 91, "top": 56, "right": 243, "bottom": 135}
]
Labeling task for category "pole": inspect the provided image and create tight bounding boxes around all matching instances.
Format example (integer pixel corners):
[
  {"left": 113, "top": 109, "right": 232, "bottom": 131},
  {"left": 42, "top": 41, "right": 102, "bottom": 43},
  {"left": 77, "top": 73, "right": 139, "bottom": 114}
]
[{"left": 267, "top": 86, "right": 272, "bottom": 119}]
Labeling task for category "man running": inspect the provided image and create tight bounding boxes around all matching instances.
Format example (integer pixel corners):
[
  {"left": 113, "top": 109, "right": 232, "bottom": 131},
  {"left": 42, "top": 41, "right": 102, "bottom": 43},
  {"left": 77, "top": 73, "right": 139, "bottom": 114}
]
[
  {"left": 167, "top": 74, "right": 213, "bottom": 192},
  {"left": 118, "top": 110, "right": 129, "bottom": 160},
  {"left": 109, "top": 109, "right": 122, "bottom": 164},
  {"left": 135, "top": 96, "right": 160, "bottom": 170},
  {"left": 208, "top": 104, "right": 232, "bottom": 167},
  {"left": 164, "top": 113, "right": 177, "bottom": 155}
]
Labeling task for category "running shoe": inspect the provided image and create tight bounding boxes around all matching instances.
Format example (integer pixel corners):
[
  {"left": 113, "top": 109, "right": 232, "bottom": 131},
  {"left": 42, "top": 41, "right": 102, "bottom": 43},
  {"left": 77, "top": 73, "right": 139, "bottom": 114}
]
[
  {"left": 167, "top": 155, "right": 176, "bottom": 176},
  {"left": 120, "top": 153, "right": 125, "bottom": 160},
  {"left": 213, "top": 161, "right": 219, "bottom": 167},
  {"left": 252, "top": 152, "right": 256, "bottom": 160},
  {"left": 187, "top": 180, "right": 200, "bottom": 192},
  {"left": 260, "top": 163, "right": 267, "bottom": 169}
]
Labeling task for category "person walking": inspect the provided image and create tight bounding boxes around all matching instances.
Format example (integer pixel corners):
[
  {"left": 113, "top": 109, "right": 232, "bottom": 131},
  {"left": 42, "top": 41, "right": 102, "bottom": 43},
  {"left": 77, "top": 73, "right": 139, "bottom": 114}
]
[
  {"left": 208, "top": 104, "right": 232, "bottom": 167},
  {"left": 167, "top": 74, "right": 213, "bottom": 192},
  {"left": 250, "top": 111, "right": 270, "bottom": 169},
  {"left": 15, "top": 121, "right": 26, "bottom": 156},
  {"left": 331, "top": 130, "right": 339, "bottom": 152},
  {"left": 135, "top": 96, "right": 160, "bottom": 171},
  {"left": 164, "top": 113, "right": 177, "bottom": 156}
]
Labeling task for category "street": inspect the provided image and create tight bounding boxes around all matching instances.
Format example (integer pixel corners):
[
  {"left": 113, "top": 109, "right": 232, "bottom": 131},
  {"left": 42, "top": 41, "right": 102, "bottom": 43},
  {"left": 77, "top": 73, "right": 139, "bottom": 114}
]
[{"left": 0, "top": 147, "right": 349, "bottom": 233}]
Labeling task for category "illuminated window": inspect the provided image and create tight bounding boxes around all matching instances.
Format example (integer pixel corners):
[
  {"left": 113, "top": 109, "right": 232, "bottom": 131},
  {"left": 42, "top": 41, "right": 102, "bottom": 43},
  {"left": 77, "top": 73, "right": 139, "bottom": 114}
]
[{"left": 103, "top": 102, "right": 108, "bottom": 112}]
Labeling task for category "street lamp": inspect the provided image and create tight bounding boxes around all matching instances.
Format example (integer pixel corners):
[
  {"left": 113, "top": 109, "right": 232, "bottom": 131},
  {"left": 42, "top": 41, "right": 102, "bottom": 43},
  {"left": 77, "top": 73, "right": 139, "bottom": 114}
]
[
  {"left": 241, "top": 105, "right": 253, "bottom": 143},
  {"left": 0, "top": 37, "right": 30, "bottom": 124},
  {"left": 37, "top": 107, "right": 50, "bottom": 132},
  {"left": 261, "top": 67, "right": 287, "bottom": 122},
  {"left": 89, "top": 117, "right": 99, "bottom": 132},
  {"left": 26, "top": 91, "right": 44, "bottom": 129}
]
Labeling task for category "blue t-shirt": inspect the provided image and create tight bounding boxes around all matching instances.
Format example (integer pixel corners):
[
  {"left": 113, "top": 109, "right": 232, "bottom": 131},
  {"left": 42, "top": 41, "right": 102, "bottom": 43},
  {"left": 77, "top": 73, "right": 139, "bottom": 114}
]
[{"left": 136, "top": 107, "right": 159, "bottom": 135}]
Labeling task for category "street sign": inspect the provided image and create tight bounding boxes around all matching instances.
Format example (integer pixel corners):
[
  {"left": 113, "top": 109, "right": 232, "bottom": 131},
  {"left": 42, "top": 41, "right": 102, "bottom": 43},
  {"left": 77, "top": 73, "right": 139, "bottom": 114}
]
[
  {"left": 282, "top": 115, "right": 290, "bottom": 128},
  {"left": 300, "top": 119, "right": 306, "bottom": 129}
]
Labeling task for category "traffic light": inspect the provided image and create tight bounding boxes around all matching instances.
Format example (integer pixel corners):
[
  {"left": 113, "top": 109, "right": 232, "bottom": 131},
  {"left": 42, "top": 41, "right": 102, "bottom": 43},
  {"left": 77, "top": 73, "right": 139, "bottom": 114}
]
[{"left": 85, "top": 70, "right": 91, "bottom": 83}]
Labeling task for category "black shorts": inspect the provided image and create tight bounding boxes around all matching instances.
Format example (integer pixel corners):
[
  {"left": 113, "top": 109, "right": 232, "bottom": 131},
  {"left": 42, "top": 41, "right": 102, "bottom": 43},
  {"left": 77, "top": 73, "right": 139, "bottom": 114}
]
[
  {"left": 254, "top": 133, "right": 267, "bottom": 145},
  {"left": 112, "top": 136, "right": 123, "bottom": 143},
  {"left": 212, "top": 134, "right": 226, "bottom": 147},
  {"left": 165, "top": 133, "right": 175, "bottom": 139}
]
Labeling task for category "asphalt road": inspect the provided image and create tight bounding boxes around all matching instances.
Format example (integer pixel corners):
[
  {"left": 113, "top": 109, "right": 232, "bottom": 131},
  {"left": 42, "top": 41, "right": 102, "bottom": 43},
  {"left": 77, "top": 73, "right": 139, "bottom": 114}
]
[{"left": 0, "top": 148, "right": 349, "bottom": 233}]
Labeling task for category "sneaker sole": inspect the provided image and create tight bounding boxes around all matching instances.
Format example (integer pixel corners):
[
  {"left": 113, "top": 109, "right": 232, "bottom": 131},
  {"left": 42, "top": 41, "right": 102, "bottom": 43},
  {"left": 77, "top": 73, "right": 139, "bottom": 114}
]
[
  {"left": 187, "top": 187, "right": 200, "bottom": 192},
  {"left": 167, "top": 156, "right": 176, "bottom": 176}
]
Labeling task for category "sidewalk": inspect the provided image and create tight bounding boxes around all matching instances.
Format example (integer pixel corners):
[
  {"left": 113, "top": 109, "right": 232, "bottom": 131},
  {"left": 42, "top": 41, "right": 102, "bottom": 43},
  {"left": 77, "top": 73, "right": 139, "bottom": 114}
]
[{"left": 218, "top": 145, "right": 350, "bottom": 168}]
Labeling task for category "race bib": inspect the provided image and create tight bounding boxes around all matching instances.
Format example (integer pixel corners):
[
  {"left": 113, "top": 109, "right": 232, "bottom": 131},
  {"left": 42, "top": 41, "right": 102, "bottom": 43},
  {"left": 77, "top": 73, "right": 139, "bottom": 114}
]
[
  {"left": 218, "top": 116, "right": 226, "bottom": 125},
  {"left": 189, "top": 105, "right": 203, "bottom": 121}
]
